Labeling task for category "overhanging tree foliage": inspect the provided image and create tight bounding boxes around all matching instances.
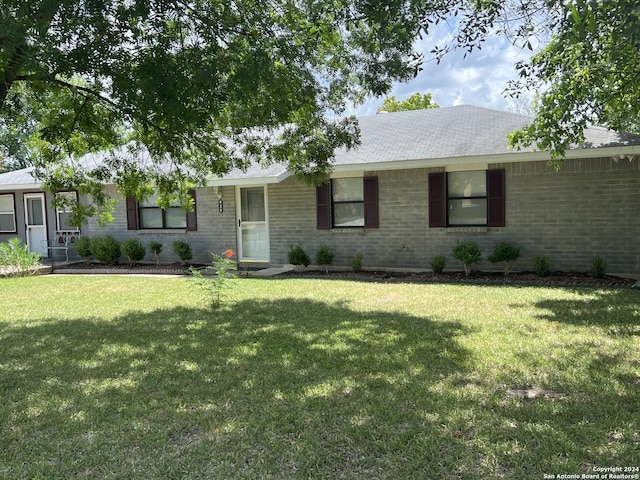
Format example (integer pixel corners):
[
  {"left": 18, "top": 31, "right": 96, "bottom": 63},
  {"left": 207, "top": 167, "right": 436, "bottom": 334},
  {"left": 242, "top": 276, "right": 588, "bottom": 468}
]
[
  {"left": 1, "top": 0, "right": 639, "bottom": 223},
  {"left": 505, "top": 0, "right": 640, "bottom": 158},
  {"left": 0, "top": 0, "right": 495, "bottom": 222}
]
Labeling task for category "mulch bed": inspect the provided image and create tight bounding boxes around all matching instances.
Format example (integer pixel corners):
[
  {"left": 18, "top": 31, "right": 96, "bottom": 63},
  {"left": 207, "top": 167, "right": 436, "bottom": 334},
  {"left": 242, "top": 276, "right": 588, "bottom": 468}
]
[
  {"left": 52, "top": 262, "right": 207, "bottom": 275},
  {"left": 281, "top": 269, "right": 639, "bottom": 289},
  {"left": 51, "top": 262, "right": 639, "bottom": 288}
]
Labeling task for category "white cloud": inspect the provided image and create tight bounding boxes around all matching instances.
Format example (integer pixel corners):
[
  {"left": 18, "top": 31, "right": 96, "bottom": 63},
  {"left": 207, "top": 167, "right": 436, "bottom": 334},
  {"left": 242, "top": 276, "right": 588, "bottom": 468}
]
[{"left": 353, "top": 25, "right": 536, "bottom": 116}]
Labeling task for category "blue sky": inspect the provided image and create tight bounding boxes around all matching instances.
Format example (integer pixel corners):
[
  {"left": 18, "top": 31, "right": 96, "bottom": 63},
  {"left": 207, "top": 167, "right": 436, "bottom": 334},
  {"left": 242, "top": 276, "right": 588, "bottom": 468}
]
[{"left": 354, "top": 24, "right": 537, "bottom": 116}]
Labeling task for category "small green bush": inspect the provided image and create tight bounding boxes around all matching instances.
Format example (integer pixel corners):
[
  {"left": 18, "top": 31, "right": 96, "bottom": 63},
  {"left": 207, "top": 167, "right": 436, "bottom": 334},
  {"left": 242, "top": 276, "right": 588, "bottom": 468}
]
[
  {"left": 74, "top": 236, "right": 92, "bottom": 264},
  {"left": 173, "top": 240, "right": 193, "bottom": 265},
  {"left": 0, "top": 238, "right": 41, "bottom": 276},
  {"left": 121, "top": 238, "right": 146, "bottom": 266},
  {"left": 487, "top": 241, "right": 521, "bottom": 276},
  {"left": 90, "top": 235, "right": 121, "bottom": 265},
  {"left": 148, "top": 241, "right": 163, "bottom": 264},
  {"left": 288, "top": 244, "right": 310, "bottom": 270},
  {"left": 430, "top": 255, "right": 446, "bottom": 274},
  {"left": 451, "top": 240, "right": 482, "bottom": 276},
  {"left": 352, "top": 252, "right": 364, "bottom": 272},
  {"left": 533, "top": 256, "right": 550, "bottom": 277},
  {"left": 315, "top": 245, "right": 334, "bottom": 273},
  {"left": 590, "top": 256, "right": 606, "bottom": 279}
]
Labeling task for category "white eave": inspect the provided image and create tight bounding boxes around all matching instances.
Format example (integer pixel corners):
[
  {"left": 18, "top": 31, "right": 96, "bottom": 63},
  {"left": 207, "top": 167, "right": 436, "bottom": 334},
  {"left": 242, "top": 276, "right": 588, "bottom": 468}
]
[
  {"left": 330, "top": 145, "right": 640, "bottom": 175},
  {"left": 207, "top": 169, "right": 292, "bottom": 186}
]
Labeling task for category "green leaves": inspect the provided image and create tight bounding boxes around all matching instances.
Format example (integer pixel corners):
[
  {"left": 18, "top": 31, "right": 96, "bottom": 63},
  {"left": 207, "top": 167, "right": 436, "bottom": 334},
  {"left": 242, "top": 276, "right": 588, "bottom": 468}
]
[
  {"left": 508, "top": 0, "right": 640, "bottom": 158},
  {"left": 377, "top": 92, "right": 440, "bottom": 112}
]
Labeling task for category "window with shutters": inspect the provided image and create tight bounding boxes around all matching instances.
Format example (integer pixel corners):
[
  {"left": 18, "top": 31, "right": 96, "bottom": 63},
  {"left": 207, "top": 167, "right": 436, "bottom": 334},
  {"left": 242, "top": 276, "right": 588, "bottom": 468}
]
[
  {"left": 428, "top": 170, "right": 505, "bottom": 228},
  {"left": 127, "top": 190, "right": 197, "bottom": 231},
  {"left": 316, "top": 177, "right": 378, "bottom": 229},
  {"left": 139, "top": 193, "right": 186, "bottom": 229}
]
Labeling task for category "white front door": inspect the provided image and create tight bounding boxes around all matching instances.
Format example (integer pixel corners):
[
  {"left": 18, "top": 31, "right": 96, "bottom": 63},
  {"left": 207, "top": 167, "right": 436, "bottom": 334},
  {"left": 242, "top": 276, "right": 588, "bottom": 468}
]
[
  {"left": 24, "top": 193, "right": 48, "bottom": 257},
  {"left": 236, "top": 186, "right": 270, "bottom": 262}
]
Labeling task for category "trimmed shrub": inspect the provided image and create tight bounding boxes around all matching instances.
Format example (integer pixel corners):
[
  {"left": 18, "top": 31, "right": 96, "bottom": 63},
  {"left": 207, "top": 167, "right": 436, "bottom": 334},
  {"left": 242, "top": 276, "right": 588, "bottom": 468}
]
[
  {"left": 315, "top": 245, "right": 334, "bottom": 273},
  {"left": 487, "top": 241, "right": 521, "bottom": 276},
  {"left": 430, "top": 255, "right": 446, "bottom": 274},
  {"left": 74, "top": 236, "right": 92, "bottom": 264},
  {"left": 451, "top": 240, "right": 482, "bottom": 276},
  {"left": 0, "top": 238, "right": 41, "bottom": 276},
  {"left": 533, "top": 256, "right": 550, "bottom": 277},
  {"left": 148, "top": 241, "right": 163, "bottom": 264},
  {"left": 352, "top": 252, "right": 364, "bottom": 273},
  {"left": 590, "top": 256, "right": 606, "bottom": 279},
  {"left": 288, "top": 244, "right": 310, "bottom": 270},
  {"left": 90, "top": 235, "right": 121, "bottom": 265},
  {"left": 121, "top": 238, "right": 146, "bottom": 266},
  {"left": 173, "top": 240, "right": 193, "bottom": 265}
]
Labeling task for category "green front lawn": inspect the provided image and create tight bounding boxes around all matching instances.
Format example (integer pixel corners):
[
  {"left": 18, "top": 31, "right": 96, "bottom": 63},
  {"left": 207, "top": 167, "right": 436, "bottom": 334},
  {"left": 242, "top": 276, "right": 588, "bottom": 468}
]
[{"left": 1, "top": 276, "right": 638, "bottom": 479}]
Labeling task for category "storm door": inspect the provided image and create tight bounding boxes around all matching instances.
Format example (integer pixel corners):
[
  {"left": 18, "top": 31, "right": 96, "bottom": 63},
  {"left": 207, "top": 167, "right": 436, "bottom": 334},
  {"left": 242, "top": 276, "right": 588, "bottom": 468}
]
[{"left": 236, "top": 186, "right": 270, "bottom": 262}]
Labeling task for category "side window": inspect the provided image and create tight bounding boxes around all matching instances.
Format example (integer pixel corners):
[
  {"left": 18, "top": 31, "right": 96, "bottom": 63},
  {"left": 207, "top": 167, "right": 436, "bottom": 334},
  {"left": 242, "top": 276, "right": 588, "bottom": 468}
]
[
  {"left": 0, "top": 194, "right": 17, "bottom": 233},
  {"left": 332, "top": 178, "right": 365, "bottom": 227},
  {"left": 127, "top": 190, "right": 197, "bottom": 231},
  {"left": 428, "top": 170, "right": 505, "bottom": 228},
  {"left": 447, "top": 171, "right": 487, "bottom": 226},
  {"left": 55, "top": 191, "right": 80, "bottom": 232},
  {"left": 316, "top": 177, "right": 378, "bottom": 229},
  {"left": 139, "top": 193, "right": 187, "bottom": 229}
]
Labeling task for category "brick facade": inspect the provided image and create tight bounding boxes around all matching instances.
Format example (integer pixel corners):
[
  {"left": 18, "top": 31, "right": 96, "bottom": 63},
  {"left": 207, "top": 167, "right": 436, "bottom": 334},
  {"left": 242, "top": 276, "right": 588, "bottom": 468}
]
[{"left": 266, "top": 157, "right": 640, "bottom": 275}]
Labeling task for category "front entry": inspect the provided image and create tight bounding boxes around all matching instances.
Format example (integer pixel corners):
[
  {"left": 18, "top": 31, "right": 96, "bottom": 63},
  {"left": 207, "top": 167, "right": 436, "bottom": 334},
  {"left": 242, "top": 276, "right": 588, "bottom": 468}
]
[
  {"left": 24, "top": 193, "right": 48, "bottom": 257},
  {"left": 236, "top": 186, "right": 270, "bottom": 263}
]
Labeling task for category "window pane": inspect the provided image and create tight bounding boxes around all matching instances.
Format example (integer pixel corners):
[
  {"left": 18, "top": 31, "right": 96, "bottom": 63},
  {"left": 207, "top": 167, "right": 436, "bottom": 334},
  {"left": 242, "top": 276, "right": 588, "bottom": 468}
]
[
  {"left": 141, "top": 193, "right": 181, "bottom": 208},
  {"left": 241, "top": 188, "right": 265, "bottom": 222},
  {"left": 56, "top": 192, "right": 77, "bottom": 212},
  {"left": 334, "top": 203, "right": 364, "bottom": 227},
  {"left": 448, "top": 199, "right": 487, "bottom": 225},
  {"left": 140, "top": 208, "right": 163, "bottom": 228},
  {"left": 332, "top": 178, "right": 363, "bottom": 202},
  {"left": 0, "top": 213, "right": 15, "bottom": 231},
  {"left": 140, "top": 193, "right": 159, "bottom": 208},
  {"left": 58, "top": 212, "right": 78, "bottom": 231},
  {"left": 0, "top": 195, "right": 13, "bottom": 212},
  {"left": 166, "top": 207, "right": 187, "bottom": 228},
  {"left": 448, "top": 171, "right": 486, "bottom": 197},
  {"left": 27, "top": 198, "right": 44, "bottom": 225}
]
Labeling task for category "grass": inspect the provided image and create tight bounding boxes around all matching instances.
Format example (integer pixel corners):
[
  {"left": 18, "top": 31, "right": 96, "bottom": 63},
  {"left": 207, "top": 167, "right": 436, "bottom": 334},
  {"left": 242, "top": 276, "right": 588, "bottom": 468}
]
[{"left": 0, "top": 276, "right": 638, "bottom": 479}]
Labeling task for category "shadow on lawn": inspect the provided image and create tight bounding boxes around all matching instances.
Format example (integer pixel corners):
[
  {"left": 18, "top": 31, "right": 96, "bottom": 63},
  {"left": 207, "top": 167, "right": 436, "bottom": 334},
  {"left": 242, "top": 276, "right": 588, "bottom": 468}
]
[
  {"left": 534, "top": 288, "right": 640, "bottom": 333},
  {"left": 1, "top": 296, "right": 639, "bottom": 478}
]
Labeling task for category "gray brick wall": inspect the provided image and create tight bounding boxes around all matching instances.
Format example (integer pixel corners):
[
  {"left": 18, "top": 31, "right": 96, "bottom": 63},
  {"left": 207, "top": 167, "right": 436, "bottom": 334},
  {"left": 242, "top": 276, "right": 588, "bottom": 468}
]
[
  {"left": 267, "top": 157, "right": 640, "bottom": 275},
  {"left": 85, "top": 185, "right": 237, "bottom": 264},
  {"left": 79, "top": 156, "right": 639, "bottom": 275}
]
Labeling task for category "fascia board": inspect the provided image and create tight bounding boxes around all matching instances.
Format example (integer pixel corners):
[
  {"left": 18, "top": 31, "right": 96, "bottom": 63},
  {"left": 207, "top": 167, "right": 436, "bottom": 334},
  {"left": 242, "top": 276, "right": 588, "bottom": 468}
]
[
  {"left": 0, "top": 183, "right": 43, "bottom": 192},
  {"left": 330, "top": 145, "right": 640, "bottom": 173},
  {"left": 208, "top": 170, "right": 292, "bottom": 187}
]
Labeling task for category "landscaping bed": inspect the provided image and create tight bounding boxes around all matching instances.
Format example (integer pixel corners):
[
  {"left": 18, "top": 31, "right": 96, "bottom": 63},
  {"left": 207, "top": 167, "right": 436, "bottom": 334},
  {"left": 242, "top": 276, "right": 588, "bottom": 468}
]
[
  {"left": 51, "top": 261, "right": 639, "bottom": 287},
  {"left": 282, "top": 269, "right": 639, "bottom": 288}
]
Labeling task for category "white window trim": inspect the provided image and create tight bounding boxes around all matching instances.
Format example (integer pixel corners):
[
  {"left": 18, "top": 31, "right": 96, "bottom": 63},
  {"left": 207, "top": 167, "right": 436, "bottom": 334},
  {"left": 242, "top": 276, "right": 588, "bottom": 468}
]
[{"left": 0, "top": 193, "right": 17, "bottom": 233}]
